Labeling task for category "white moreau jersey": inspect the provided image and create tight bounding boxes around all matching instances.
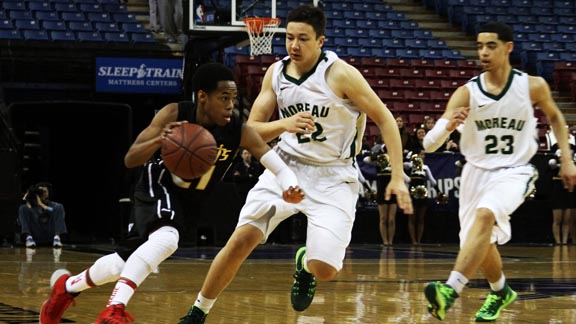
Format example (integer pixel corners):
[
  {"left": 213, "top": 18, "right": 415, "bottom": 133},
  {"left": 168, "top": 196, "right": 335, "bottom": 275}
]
[
  {"left": 272, "top": 51, "right": 366, "bottom": 165},
  {"left": 461, "top": 69, "right": 538, "bottom": 169}
]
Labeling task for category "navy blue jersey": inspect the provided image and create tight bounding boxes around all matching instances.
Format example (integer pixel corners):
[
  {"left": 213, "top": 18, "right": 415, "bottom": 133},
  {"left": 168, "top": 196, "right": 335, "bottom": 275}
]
[
  {"left": 134, "top": 101, "right": 242, "bottom": 200},
  {"left": 126, "top": 101, "right": 244, "bottom": 242}
]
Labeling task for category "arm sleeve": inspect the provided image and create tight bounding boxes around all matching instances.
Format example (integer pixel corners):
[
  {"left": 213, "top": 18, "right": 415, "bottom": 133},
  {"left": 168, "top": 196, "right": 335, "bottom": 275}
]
[
  {"left": 259, "top": 150, "right": 298, "bottom": 191},
  {"left": 423, "top": 118, "right": 452, "bottom": 152}
]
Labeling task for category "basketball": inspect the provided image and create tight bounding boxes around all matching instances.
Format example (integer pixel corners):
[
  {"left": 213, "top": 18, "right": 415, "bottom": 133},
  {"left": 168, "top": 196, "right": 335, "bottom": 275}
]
[{"left": 161, "top": 123, "right": 218, "bottom": 180}]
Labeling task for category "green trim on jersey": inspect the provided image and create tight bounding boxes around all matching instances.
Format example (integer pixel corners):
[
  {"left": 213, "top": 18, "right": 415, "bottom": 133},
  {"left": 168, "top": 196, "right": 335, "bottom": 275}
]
[
  {"left": 476, "top": 69, "right": 522, "bottom": 101},
  {"left": 282, "top": 52, "right": 328, "bottom": 85}
]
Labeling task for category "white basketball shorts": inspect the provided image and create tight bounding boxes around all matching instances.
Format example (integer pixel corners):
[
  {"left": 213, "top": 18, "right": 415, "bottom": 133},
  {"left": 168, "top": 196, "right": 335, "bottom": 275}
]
[
  {"left": 458, "top": 163, "right": 538, "bottom": 246},
  {"left": 237, "top": 151, "right": 359, "bottom": 271}
]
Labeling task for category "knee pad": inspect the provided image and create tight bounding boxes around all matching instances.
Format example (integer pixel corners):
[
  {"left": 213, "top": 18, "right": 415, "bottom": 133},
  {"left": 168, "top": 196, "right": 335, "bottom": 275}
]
[
  {"left": 89, "top": 253, "right": 126, "bottom": 286},
  {"left": 132, "top": 226, "right": 179, "bottom": 270}
]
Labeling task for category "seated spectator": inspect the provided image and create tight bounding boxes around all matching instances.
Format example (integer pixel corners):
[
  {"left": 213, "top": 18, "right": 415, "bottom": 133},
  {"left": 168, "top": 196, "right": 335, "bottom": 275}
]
[
  {"left": 232, "top": 149, "right": 264, "bottom": 202},
  {"left": 18, "top": 182, "right": 67, "bottom": 248},
  {"left": 395, "top": 115, "right": 413, "bottom": 156}
]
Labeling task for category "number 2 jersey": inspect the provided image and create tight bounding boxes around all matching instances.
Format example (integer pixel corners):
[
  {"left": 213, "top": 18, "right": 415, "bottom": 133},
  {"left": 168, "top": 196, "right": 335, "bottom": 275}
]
[
  {"left": 271, "top": 50, "right": 366, "bottom": 166},
  {"left": 460, "top": 69, "right": 538, "bottom": 169}
]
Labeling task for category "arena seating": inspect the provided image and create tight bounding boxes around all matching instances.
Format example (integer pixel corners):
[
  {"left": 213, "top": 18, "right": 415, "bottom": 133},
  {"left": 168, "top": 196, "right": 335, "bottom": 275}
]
[{"left": 0, "top": 0, "right": 154, "bottom": 45}]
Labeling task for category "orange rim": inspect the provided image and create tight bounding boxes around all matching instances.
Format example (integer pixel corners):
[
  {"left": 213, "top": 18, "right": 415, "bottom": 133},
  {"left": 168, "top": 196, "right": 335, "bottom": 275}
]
[{"left": 243, "top": 17, "right": 281, "bottom": 34}]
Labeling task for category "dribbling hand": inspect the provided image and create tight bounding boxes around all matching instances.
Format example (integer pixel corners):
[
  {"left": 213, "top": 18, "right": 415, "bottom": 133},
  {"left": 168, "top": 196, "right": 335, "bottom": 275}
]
[{"left": 282, "top": 186, "right": 305, "bottom": 204}]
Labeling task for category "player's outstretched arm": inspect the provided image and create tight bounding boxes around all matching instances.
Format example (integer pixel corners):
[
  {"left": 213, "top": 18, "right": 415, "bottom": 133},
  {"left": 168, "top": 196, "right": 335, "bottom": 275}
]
[
  {"left": 240, "top": 123, "right": 304, "bottom": 203},
  {"left": 124, "top": 103, "right": 179, "bottom": 168},
  {"left": 423, "top": 86, "right": 470, "bottom": 152}
]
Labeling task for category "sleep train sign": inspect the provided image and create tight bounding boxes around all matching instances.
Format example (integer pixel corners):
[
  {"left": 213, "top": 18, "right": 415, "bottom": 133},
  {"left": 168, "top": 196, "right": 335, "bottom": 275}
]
[{"left": 96, "top": 57, "right": 182, "bottom": 94}]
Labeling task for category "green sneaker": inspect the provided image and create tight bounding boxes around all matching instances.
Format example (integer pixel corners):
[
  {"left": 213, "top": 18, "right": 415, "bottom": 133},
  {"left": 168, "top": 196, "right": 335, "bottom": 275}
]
[
  {"left": 178, "top": 306, "right": 207, "bottom": 324},
  {"left": 425, "top": 281, "right": 459, "bottom": 320},
  {"left": 290, "top": 247, "right": 316, "bottom": 311},
  {"left": 474, "top": 285, "right": 517, "bottom": 322}
]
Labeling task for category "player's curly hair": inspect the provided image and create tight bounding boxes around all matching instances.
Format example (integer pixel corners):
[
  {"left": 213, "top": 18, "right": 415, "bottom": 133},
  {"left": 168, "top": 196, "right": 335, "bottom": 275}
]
[{"left": 191, "top": 63, "right": 235, "bottom": 94}]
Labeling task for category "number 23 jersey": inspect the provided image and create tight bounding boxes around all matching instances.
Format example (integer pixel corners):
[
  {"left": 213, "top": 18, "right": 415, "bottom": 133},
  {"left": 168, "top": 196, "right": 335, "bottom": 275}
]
[{"left": 461, "top": 69, "right": 538, "bottom": 169}]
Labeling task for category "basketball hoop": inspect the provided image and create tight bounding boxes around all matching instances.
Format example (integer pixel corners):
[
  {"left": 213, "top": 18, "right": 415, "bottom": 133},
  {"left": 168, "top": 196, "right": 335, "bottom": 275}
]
[{"left": 243, "top": 17, "right": 281, "bottom": 56}]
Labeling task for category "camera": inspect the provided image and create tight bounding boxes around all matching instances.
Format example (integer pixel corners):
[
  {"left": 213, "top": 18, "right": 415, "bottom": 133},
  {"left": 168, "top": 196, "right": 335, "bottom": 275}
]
[{"left": 25, "top": 185, "right": 45, "bottom": 207}]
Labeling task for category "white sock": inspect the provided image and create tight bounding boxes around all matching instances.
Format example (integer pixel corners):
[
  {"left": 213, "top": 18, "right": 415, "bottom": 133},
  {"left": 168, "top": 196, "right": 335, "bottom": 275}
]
[
  {"left": 108, "top": 278, "right": 137, "bottom": 307},
  {"left": 489, "top": 274, "right": 506, "bottom": 292},
  {"left": 303, "top": 255, "right": 311, "bottom": 273},
  {"left": 194, "top": 292, "right": 216, "bottom": 313},
  {"left": 66, "top": 270, "right": 92, "bottom": 293},
  {"left": 446, "top": 271, "right": 468, "bottom": 295}
]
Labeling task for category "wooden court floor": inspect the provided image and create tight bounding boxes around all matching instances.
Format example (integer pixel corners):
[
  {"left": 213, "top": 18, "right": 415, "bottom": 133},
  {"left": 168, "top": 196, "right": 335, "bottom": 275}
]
[{"left": 1, "top": 243, "right": 575, "bottom": 323}]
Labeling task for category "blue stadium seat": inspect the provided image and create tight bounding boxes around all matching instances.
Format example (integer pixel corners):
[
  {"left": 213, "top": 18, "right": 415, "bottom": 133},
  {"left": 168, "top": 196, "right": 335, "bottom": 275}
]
[
  {"left": 103, "top": 32, "right": 130, "bottom": 42},
  {"left": 427, "top": 39, "right": 447, "bottom": 49},
  {"left": 28, "top": 2, "right": 52, "bottom": 12},
  {"left": 2, "top": 1, "right": 25, "bottom": 11},
  {"left": 359, "top": 38, "right": 379, "bottom": 48},
  {"left": 42, "top": 21, "right": 66, "bottom": 31},
  {"left": 535, "top": 51, "right": 562, "bottom": 82},
  {"left": 113, "top": 12, "right": 138, "bottom": 23},
  {"left": 77, "top": 31, "right": 103, "bottom": 42},
  {"left": 121, "top": 23, "right": 146, "bottom": 33},
  {"left": 371, "top": 48, "right": 396, "bottom": 58},
  {"left": 23, "top": 30, "right": 49, "bottom": 41},
  {"left": 346, "top": 47, "right": 371, "bottom": 57},
  {"left": 559, "top": 52, "right": 576, "bottom": 62},
  {"left": 130, "top": 32, "right": 157, "bottom": 43},
  {"left": 442, "top": 49, "right": 464, "bottom": 59},
  {"left": 419, "top": 49, "right": 443, "bottom": 59},
  {"left": 102, "top": 3, "right": 128, "bottom": 13},
  {"left": 35, "top": 11, "right": 60, "bottom": 21},
  {"left": 61, "top": 12, "right": 85, "bottom": 22},
  {"left": 0, "top": 19, "right": 13, "bottom": 29},
  {"left": 414, "top": 30, "right": 434, "bottom": 39},
  {"left": 377, "top": 20, "right": 400, "bottom": 30},
  {"left": 343, "top": 11, "right": 364, "bottom": 20},
  {"left": 9, "top": 10, "right": 33, "bottom": 20},
  {"left": 352, "top": 3, "right": 372, "bottom": 11},
  {"left": 14, "top": 19, "right": 41, "bottom": 30},
  {"left": 79, "top": 4, "right": 104, "bottom": 13},
  {"left": 0, "top": 29, "right": 22, "bottom": 40},
  {"left": 396, "top": 48, "right": 419, "bottom": 59},
  {"left": 50, "top": 30, "right": 77, "bottom": 42},
  {"left": 365, "top": 12, "right": 384, "bottom": 21},
  {"left": 356, "top": 20, "right": 375, "bottom": 29},
  {"left": 94, "top": 22, "right": 119, "bottom": 32},
  {"left": 87, "top": 13, "right": 112, "bottom": 23},
  {"left": 557, "top": 25, "right": 576, "bottom": 34},
  {"left": 368, "top": 29, "right": 390, "bottom": 39},
  {"left": 68, "top": 21, "right": 94, "bottom": 32},
  {"left": 390, "top": 29, "right": 413, "bottom": 39},
  {"left": 54, "top": 3, "right": 78, "bottom": 13},
  {"left": 405, "top": 39, "right": 426, "bottom": 49},
  {"left": 382, "top": 38, "right": 404, "bottom": 49}
]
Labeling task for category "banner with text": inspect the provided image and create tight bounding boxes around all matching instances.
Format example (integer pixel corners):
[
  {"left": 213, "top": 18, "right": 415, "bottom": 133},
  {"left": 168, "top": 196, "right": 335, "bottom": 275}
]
[
  {"left": 424, "top": 152, "right": 462, "bottom": 213},
  {"left": 96, "top": 57, "right": 182, "bottom": 94}
]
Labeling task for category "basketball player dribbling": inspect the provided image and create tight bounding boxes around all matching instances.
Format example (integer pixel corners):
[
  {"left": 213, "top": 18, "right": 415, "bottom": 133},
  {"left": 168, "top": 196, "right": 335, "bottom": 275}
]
[
  {"left": 178, "top": 5, "right": 413, "bottom": 324},
  {"left": 38, "top": 63, "right": 304, "bottom": 324},
  {"left": 422, "top": 22, "right": 576, "bottom": 322}
]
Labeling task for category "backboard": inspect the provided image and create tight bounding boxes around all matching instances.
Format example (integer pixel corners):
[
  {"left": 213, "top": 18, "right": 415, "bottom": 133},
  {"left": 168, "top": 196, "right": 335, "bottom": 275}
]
[{"left": 189, "top": 0, "right": 286, "bottom": 33}]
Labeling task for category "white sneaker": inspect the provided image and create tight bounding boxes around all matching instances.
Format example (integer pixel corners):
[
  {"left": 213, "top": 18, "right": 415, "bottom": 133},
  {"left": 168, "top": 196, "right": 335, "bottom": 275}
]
[
  {"left": 53, "top": 235, "right": 62, "bottom": 248},
  {"left": 25, "top": 236, "right": 36, "bottom": 248}
]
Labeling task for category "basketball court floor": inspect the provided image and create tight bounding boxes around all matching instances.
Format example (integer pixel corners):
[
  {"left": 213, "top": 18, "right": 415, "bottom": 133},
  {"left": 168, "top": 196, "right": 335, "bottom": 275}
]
[{"left": 1, "top": 243, "right": 575, "bottom": 323}]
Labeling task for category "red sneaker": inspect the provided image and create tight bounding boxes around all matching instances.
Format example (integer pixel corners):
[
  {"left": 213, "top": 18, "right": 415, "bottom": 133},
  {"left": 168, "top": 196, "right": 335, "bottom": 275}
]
[
  {"left": 95, "top": 304, "right": 134, "bottom": 324},
  {"left": 40, "top": 269, "right": 76, "bottom": 324}
]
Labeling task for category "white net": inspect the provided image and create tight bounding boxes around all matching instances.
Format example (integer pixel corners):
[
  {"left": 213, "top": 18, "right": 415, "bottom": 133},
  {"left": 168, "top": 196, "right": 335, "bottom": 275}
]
[{"left": 243, "top": 18, "right": 281, "bottom": 56}]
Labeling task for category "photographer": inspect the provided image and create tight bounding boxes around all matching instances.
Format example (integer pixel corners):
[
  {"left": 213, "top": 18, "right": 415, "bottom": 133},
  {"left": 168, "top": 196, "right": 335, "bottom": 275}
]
[{"left": 18, "top": 182, "right": 67, "bottom": 248}]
